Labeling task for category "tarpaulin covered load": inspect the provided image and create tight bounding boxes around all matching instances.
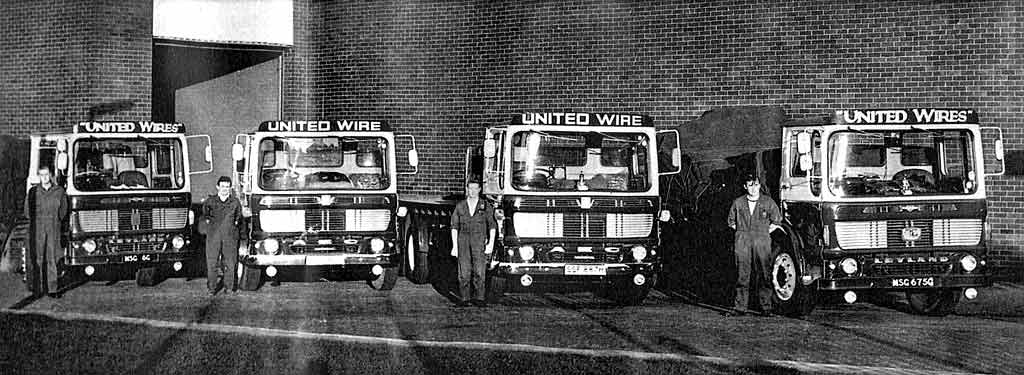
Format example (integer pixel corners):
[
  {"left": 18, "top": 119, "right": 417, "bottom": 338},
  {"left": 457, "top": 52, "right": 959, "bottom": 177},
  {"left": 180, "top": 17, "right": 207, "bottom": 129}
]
[{"left": 675, "top": 106, "right": 786, "bottom": 176}]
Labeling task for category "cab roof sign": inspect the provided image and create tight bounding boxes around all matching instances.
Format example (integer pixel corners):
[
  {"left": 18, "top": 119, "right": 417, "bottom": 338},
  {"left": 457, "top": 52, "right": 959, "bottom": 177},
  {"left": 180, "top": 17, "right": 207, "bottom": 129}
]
[
  {"left": 76, "top": 121, "right": 185, "bottom": 133},
  {"left": 259, "top": 120, "right": 391, "bottom": 132},
  {"left": 833, "top": 109, "right": 978, "bottom": 125},
  {"left": 513, "top": 112, "right": 653, "bottom": 127}
]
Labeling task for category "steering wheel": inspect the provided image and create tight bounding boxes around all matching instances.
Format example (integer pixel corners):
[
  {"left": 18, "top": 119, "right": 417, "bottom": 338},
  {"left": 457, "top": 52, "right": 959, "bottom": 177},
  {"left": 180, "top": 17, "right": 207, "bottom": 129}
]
[
  {"left": 892, "top": 169, "right": 935, "bottom": 186},
  {"left": 261, "top": 169, "right": 294, "bottom": 185},
  {"left": 512, "top": 169, "right": 552, "bottom": 187}
]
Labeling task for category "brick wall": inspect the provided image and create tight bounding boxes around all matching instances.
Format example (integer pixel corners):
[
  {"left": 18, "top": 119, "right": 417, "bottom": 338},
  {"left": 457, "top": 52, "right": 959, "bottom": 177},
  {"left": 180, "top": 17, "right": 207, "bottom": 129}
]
[
  {"left": 290, "top": 1, "right": 1024, "bottom": 273},
  {"left": 0, "top": 0, "right": 152, "bottom": 135}
]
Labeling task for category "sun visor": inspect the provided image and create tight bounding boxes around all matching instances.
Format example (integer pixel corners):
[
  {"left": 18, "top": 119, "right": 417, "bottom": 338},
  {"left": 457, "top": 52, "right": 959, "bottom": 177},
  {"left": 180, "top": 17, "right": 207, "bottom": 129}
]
[{"left": 154, "top": 0, "right": 293, "bottom": 46}]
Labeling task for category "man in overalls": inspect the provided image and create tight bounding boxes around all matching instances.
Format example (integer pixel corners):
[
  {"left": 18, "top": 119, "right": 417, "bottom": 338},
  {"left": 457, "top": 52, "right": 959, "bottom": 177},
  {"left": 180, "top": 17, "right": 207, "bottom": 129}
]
[
  {"left": 450, "top": 181, "right": 497, "bottom": 307},
  {"left": 202, "top": 176, "right": 245, "bottom": 296},
  {"left": 727, "top": 174, "right": 782, "bottom": 315},
  {"left": 24, "top": 166, "right": 68, "bottom": 298}
]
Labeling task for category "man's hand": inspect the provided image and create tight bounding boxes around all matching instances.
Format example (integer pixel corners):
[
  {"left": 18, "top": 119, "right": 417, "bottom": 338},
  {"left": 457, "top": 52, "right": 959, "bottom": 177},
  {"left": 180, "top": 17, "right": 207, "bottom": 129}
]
[{"left": 450, "top": 244, "right": 458, "bottom": 257}]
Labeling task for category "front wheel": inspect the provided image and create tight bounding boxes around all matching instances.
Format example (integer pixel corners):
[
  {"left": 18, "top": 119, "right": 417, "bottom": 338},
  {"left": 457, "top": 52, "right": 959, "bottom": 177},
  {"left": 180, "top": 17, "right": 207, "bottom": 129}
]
[
  {"left": 237, "top": 263, "right": 261, "bottom": 291},
  {"left": 367, "top": 266, "right": 399, "bottom": 291},
  {"left": 771, "top": 247, "right": 816, "bottom": 317},
  {"left": 906, "top": 289, "right": 959, "bottom": 316}
]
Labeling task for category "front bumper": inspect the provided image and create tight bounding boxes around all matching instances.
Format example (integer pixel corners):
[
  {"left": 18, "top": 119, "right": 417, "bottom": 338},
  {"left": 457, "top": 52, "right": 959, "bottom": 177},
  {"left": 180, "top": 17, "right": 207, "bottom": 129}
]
[
  {"left": 493, "top": 262, "right": 657, "bottom": 286},
  {"left": 67, "top": 251, "right": 196, "bottom": 267},
  {"left": 240, "top": 253, "right": 398, "bottom": 267},
  {"left": 817, "top": 273, "right": 991, "bottom": 291}
]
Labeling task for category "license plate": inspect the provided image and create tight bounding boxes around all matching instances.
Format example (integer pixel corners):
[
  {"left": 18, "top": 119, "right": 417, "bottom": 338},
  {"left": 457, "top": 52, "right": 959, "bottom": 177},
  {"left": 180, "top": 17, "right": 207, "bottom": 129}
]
[
  {"left": 565, "top": 264, "right": 607, "bottom": 276},
  {"left": 122, "top": 254, "right": 153, "bottom": 263},
  {"left": 891, "top": 277, "right": 934, "bottom": 288}
]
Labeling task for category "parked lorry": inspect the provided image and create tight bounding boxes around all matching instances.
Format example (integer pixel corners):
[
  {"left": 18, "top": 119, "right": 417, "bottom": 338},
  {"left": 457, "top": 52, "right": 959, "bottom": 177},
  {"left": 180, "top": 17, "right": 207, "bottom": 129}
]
[
  {"left": 6, "top": 121, "right": 212, "bottom": 288},
  {"left": 400, "top": 112, "right": 682, "bottom": 304},
  {"left": 660, "top": 107, "right": 1004, "bottom": 316},
  {"left": 230, "top": 120, "right": 418, "bottom": 291}
]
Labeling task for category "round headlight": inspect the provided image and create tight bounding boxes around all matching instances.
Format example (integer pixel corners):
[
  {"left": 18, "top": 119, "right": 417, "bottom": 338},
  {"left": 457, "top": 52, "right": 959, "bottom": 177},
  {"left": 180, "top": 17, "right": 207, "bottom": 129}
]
[
  {"left": 960, "top": 254, "right": 978, "bottom": 272},
  {"left": 631, "top": 246, "right": 647, "bottom": 262},
  {"left": 840, "top": 258, "right": 858, "bottom": 275},
  {"left": 519, "top": 246, "right": 534, "bottom": 262},
  {"left": 397, "top": 206, "right": 408, "bottom": 218},
  {"left": 370, "top": 237, "right": 386, "bottom": 253},
  {"left": 263, "top": 238, "right": 280, "bottom": 255},
  {"left": 171, "top": 235, "right": 185, "bottom": 250},
  {"left": 82, "top": 239, "right": 98, "bottom": 254}
]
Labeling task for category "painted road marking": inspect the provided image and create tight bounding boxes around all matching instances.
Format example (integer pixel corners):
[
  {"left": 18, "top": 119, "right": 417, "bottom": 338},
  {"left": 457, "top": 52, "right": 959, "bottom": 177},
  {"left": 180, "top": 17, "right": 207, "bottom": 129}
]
[{"left": 1, "top": 308, "right": 984, "bottom": 375}]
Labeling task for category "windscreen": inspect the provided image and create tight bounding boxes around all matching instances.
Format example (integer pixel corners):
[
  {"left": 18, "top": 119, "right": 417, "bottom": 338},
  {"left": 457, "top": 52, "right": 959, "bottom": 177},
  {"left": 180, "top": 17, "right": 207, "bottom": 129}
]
[
  {"left": 828, "top": 129, "right": 977, "bottom": 197},
  {"left": 73, "top": 138, "right": 185, "bottom": 191},
  {"left": 257, "top": 136, "right": 390, "bottom": 191},
  {"left": 510, "top": 131, "right": 651, "bottom": 192}
]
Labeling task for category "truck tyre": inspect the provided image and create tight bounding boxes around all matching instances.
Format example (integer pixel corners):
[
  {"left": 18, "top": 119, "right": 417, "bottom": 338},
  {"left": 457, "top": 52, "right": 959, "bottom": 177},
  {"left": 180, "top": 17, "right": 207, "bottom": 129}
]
[
  {"left": 238, "top": 263, "right": 261, "bottom": 291},
  {"left": 403, "top": 218, "right": 430, "bottom": 285},
  {"left": 485, "top": 275, "right": 507, "bottom": 303},
  {"left": 906, "top": 289, "right": 959, "bottom": 316},
  {"left": 368, "top": 266, "right": 398, "bottom": 291},
  {"left": 770, "top": 244, "right": 816, "bottom": 317},
  {"left": 135, "top": 266, "right": 158, "bottom": 287}
]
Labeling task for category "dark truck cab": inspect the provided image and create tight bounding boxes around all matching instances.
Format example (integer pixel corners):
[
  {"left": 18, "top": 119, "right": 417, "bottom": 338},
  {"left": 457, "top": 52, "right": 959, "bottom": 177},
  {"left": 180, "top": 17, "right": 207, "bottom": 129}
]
[
  {"left": 401, "top": 113, "right": 682, "bottom": 304},
  {"left": 662, "top": 107, "right": 1004, "bottom": 316},
  {"left": 17, "top": 121, "right": 212, "bottom": 287},
  {"left": 231, "top": 120, "right": 418, "bottom": 291}
]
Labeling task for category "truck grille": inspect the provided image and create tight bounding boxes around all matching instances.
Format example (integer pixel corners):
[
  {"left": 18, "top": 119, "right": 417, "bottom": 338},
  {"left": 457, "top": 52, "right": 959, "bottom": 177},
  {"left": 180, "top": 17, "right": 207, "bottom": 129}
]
[
  {"left": 77, "top": 208, "right": 188, "bottom": 233},
  {"left": 869, "top": 263, "right": 952, "bottom": 276},
  {"left": 514, "top": 213, "right": 652, "bottom": 238},
  {"left": 262, "top": 209, "right": 390, "bottom": 232},
  {"left": 545, "top": 251, "right": 622, "bottom": 263},
  {"left": 835, "top": 219, "right": 982, "bottom": 249}
]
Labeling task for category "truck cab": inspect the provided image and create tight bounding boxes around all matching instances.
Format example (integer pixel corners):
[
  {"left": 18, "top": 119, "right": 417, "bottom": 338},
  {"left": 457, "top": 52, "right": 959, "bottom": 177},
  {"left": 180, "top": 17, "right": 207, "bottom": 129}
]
[
  {"left": 402, "top": 113, "right": 681, "bottom": 305},
  {"left": 231, "top": 120, "right": 418, "bottom": 291},
  {"left": 19, "top": 121, "right": 211, "bottom": 287},
  {"left": 775, "top": 108, "right": 1004, "bottom": 316}
]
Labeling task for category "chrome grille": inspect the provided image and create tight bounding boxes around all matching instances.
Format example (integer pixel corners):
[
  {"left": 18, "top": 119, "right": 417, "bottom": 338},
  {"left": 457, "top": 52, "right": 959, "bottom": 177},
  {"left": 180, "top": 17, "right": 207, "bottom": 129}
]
[
  {"left": 77, "top": 208, "right": 187, "bottom": 232},
  {"left": 106, "top": 241, "right": 165, "bottom": 253},
  {"left": 306, "top": 209, "right": 346, "bottom": 231},
  {"left": 932, "top": 219, "right": 982, "bottom": 246},
  {"left": 514, "top": 212, "right": 651, "bottom": 238},
  {"left": 835, "top": 219, "right": 981, "bottom": 249},
  {"left": 546, "top": 251, "right": 622, "bottom": 263},
  {"left": 304, "top": 209, "right": 391, "bottom": 232}
]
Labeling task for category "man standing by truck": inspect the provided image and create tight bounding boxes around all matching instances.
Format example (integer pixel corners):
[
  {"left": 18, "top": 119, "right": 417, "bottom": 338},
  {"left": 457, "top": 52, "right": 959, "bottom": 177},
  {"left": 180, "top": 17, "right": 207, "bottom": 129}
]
[
  {"left": 450, "top": 181, "right": 497, "bottom": 307},
  {"left": 24, "top": 166, "right": 68, "bottom": 298},
  {"left": 727, "top": 174, "right": 781, "bottom": 315},
  {"left": 203, "top": 176, "right": 245, "bottom": 296}
]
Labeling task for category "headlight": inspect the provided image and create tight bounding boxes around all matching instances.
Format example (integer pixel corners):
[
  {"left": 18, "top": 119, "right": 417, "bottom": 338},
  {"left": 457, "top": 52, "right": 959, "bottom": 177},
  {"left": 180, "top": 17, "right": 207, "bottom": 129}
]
[
  {"left": 519, "top": 246, "right": 534, "bottom": 262},
  {"left": 631, "top": 246, "right": 647, "bottom": 262},
  {"left": 659, "top": 210, "right": 671, "bottom": 222},
  {"left": 82, "top": 239, "right": 97, "bottom": 254},
  {"left": 263, "top": 238, "right": 280, "bottom": 255},
  {"left": 397, "top": 206, "right": 408, "bottom": 218},
  {"left": 960, "top": 254, "right": 978, "bottom": 272},
  {"left": 370, "top": 237, "right": 385, "bottom": 253},
  {"left": 840, "top": 258, "right": 858, "bottom": 275},
  {"left": 171, "top": 235, "right": 185, "bottom": 250}
]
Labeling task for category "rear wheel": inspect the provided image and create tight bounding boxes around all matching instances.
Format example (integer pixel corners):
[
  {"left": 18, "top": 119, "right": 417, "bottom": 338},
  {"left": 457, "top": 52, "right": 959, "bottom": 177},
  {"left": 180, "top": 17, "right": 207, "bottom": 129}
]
[
  {"left": 135, "top": 267, "right": 158, "bottom": 287},
  {"left": 906, "top": 289, "right": 959, "bottom": 316},
  {"left": 771, "top": 246, "right": 816, "bottom": 317},
  {"left": 237, "top": 263, "right": 261, "bottom": 291},
  {"left": 404, "top": 219, "right": 430, "bottom": 284},
  {"left": 367, "top": 266, "right": 399, "bottom": 291}
]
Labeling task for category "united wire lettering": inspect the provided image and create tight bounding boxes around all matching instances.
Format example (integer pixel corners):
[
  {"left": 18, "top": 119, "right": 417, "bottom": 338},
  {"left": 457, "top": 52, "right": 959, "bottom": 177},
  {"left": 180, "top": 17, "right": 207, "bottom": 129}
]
[
  {"left": 835, "top": 109, "right": 975, "bottom": 125},
  {"left": 77, "top": 121, "right": 184, "bottom": 133},
  {"left": 518, "top": 113, "right": 648, "bottom": 126},
  {"left": 262, "top": 120, "right": 383, "bottom": 132}
]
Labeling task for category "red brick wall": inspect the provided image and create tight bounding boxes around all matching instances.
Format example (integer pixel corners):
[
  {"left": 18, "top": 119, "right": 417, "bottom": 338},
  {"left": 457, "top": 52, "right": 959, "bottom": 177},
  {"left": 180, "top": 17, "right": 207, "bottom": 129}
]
[
  {"left": 0, "top": 0, "right": 152, "bottom": 136},
  {"left": 289, "top": 1, "right": 1024, "bottom": 273}
]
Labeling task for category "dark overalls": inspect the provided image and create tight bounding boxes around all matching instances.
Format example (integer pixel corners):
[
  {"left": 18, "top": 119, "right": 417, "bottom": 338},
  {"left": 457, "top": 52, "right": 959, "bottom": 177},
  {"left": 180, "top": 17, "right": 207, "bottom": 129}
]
[
  {"left": 24, "top": 184, "right": 67, "bottom": 295},
  {"left": 202, "top": 194, "right": 244, "bottom": 293},
  {"left": 451, "top": 198, "right": 496, "bottom": 303},
  {"left": 727, "top": 194, "right": 782, "bottom": 311}
]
